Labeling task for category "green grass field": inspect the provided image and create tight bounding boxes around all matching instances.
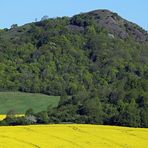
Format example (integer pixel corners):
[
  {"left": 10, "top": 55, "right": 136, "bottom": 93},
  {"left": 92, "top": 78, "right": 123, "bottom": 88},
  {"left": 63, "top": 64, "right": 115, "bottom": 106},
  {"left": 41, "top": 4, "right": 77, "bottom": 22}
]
[{"left": 0, "top": 92, "right": 60, "bottom": 114}]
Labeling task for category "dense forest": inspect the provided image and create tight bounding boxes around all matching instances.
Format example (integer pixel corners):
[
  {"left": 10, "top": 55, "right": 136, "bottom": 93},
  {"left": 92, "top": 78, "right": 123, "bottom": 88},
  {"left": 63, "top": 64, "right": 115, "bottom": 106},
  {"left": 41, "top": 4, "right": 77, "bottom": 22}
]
[{"left": 0, "top": 10, "right": 148, "bottom": 127}]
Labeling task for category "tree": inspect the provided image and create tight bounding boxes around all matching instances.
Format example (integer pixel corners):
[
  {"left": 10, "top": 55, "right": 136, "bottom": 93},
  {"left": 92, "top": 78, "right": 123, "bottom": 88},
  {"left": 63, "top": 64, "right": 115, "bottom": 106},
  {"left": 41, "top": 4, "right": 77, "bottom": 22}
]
[
  {"left": 25, "top": 108, "right": 34, "bottom": 116},
  {"left": 6, "top": 109, "right": 16, "bottom": 119},
  {"left": 77, "top": 97, "right": 103, "bottom": 124},
  {"left": 116, "top": 99, "right": 141, "bottom": 127},
  {"left": 41, "top": 15, "right": 49, "bottom": 21},
  {"left": 140, "top": 105, "right": 148, "bottom": 127},
  {"left": 11, "top": 24, "right": 18, "bottom": 29},
  {"left": 36, "top": 111, "right": 49, "bottom": 124},
  {"left": 58, "top": 93, "right": 69, "bottom": 107}
]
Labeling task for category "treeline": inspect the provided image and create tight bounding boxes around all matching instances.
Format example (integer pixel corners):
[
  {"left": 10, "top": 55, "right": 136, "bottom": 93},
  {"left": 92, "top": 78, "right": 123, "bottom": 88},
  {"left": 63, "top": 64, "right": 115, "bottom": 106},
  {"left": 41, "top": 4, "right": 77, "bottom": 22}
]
[
  {"left": 0, "top": 91, "right": 148, "bottom": 127},
  {"left": 0, "top": 12, "right": 148, "bottom": 127}
]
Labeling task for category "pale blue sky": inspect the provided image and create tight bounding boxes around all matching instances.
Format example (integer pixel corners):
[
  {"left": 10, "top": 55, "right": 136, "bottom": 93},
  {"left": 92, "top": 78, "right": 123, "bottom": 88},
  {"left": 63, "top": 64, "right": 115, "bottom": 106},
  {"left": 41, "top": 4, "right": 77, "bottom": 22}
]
[{"left": 0, "top": 0, "right": 148, "bottom": 30}]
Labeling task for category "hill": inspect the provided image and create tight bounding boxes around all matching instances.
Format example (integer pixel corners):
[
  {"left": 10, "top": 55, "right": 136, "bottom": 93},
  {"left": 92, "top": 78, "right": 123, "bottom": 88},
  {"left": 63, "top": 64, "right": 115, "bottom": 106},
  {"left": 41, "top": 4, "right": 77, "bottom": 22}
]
[
  {"left": 0, "top": 124, "right": 147, "bottom": 147},
  {"left": 0, "top": 92, "right": 59, "bottom": 114},
  {"left": 0, "top": 9, "right": 148, "bottom": 127},
  {"left": 87, "top": 10, "right": 148, "bottom": 41}
]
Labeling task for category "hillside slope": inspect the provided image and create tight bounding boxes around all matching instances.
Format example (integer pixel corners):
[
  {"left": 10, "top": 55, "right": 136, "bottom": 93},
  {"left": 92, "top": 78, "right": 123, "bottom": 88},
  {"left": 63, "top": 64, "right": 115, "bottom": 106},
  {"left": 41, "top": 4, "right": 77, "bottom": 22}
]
[
  {"left": 0, "top": 92, "right": 59, "bottom": 114},
  {"left": 0, "top": 9, "right": 148, "bottom": 127},
  {"left": 87, "top": 10, "right": 148, "bottom": 41}
]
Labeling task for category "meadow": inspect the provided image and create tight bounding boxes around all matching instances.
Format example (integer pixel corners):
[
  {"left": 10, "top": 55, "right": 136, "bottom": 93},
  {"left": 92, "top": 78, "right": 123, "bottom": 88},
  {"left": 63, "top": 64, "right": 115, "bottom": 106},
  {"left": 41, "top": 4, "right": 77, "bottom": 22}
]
[
  {"left": 0, "top": 92, "right": 60, "bottom": 114},
  {"left": 0, "top": 124, "right": 147, "bottom": 148}
]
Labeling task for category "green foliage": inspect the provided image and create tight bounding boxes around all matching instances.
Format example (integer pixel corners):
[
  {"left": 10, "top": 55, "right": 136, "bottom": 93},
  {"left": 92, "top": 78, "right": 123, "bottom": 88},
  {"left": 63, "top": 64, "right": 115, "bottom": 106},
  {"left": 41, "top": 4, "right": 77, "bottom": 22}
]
[
  {"left": 6, "top": 109, "right": 16, "bottom": 119},
  {"left": 36, "top": 111, "right": 49, "bottom": 124},
  {"left": 140, "top": 106, "right": 148, "bottom": 127},
  {"left": 115, "top": 99, "right": 141, "bottom": 127},
  {"left": 25, "top": 108, "right": 34, "bottom": 116},
  {"left": 0, "top": 12, "right": 148, "bottom": 127}
]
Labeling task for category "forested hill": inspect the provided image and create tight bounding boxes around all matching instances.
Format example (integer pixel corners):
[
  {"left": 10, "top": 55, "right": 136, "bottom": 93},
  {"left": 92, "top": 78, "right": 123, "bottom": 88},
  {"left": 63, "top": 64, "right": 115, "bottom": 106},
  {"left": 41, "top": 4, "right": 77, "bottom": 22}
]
[{"left": 0, "top": 9, "right": 148, "bottom": 127}]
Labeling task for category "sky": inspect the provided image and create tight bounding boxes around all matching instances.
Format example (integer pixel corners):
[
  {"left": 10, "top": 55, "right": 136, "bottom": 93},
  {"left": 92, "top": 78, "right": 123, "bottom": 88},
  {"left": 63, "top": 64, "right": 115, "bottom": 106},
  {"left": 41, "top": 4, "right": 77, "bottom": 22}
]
[{"left": 0, "top": 0, "right": 148, "bottom": 30}]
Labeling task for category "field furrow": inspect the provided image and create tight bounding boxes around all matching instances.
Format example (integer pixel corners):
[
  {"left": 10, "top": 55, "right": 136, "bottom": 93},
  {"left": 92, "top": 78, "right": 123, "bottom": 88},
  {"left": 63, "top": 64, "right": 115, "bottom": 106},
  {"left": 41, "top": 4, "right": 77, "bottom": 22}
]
[{"left": 0, "top": 124, "right": 147, "bottom": 148}]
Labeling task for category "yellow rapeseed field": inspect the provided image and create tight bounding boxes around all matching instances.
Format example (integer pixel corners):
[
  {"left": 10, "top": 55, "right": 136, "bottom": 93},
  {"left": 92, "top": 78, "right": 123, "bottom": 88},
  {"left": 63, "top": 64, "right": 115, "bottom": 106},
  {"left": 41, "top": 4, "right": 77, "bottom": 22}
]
[
  {"left": 0, "top": 115, "right": 24, "bottom": 120},
  {"left": 0, "top": 124, "right": 147, "bottom": 148},
  {"left": 0, "top": 115, "right": 6, "bottom": 120}
]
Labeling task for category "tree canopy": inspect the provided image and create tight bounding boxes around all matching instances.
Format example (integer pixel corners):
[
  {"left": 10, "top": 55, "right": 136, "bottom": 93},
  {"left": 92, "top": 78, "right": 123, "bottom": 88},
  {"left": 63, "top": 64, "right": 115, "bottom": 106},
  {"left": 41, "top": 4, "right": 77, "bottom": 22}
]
[{"left": 0, "top": 10, "right": 148, "bottom": 127}]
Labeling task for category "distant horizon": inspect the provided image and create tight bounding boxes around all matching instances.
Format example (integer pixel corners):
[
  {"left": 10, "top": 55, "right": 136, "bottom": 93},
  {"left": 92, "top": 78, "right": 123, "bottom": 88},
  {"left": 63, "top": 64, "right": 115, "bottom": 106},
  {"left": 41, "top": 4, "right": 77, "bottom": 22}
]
[{"left": 0, "top": 0, "right": 148, "bottom": 30}]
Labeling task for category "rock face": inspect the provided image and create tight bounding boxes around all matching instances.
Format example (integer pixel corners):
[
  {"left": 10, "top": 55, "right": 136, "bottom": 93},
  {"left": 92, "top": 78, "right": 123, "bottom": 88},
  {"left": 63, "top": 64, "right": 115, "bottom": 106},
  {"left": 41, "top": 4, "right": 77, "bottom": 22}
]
[{"left": 77, "top": 9, "right": 148, "bottom": 42}]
